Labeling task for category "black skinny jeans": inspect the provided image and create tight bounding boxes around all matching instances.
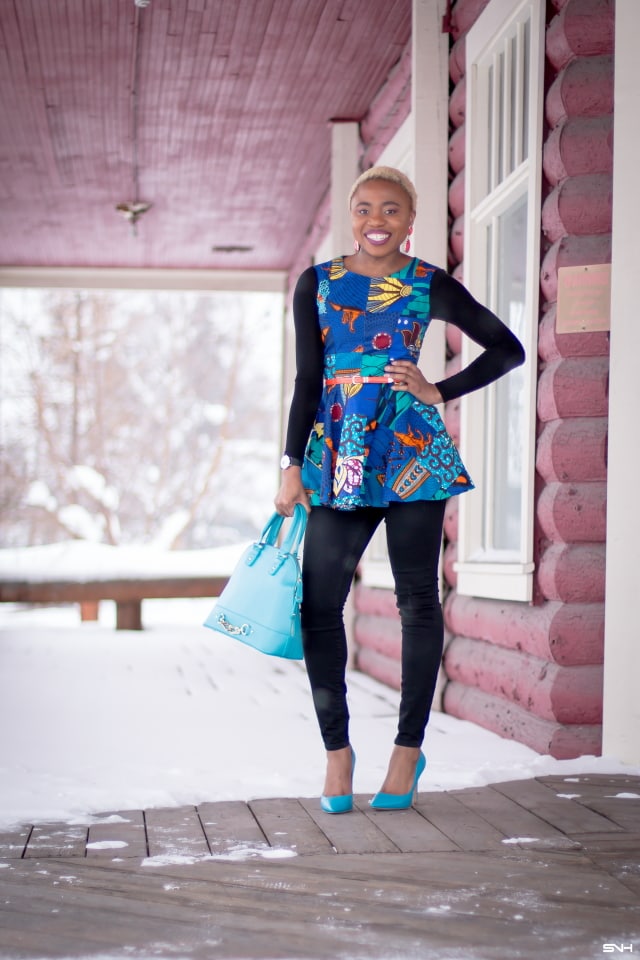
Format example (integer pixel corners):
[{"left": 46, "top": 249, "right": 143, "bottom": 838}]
[{"left": 301, "top": 499, "right": 447, "bottom": 752}]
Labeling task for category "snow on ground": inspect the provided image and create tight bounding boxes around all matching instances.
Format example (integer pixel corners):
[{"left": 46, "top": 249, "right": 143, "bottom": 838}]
[
  {"left": 0, "top": 541, "right": 638, "bottom": 831},
  {"left": 1, "top": 595, "right": 638, "bottom": 833}
]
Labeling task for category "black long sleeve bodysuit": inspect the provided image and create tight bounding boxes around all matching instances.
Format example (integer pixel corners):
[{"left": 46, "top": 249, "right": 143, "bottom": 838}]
[
  {"left": 286, "top": 262, "right": 525, "bottom": 752},
  {"left": 284, "top": 265, "right": 526, "bottom": 463}
]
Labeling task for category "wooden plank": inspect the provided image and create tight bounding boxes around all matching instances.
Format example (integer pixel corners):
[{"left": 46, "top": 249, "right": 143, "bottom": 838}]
[
  {"left": 573, "top": 832, "right": 640, "bottom": 896},
  {"left": 144, "top": 805, "right": 209, "bottom": 859},
  {"left": 299, "top": 796, "right": 398, "bottom": 854},
  {"left": 24, "top": 822, "right": 87, "bottom": 858},
  {"left": 577, "top": 796, "right": 640, "bottom": 832},
  {"left": 357, "top": 799, "right": 460, "bottom": 853},
  {"left": 0, "top": 826, "right": 31, "bottom": 859},
  {"left": 197, "top": 800, "right": 269, "bottom": 856},
  {"left": 413, "top": 791, "right": 506, "bottom": 851},
  {"left": 249, "top": 798, "right": 334, "bottom": 855},
  {"left": 450, "top": 784, "right": 573, "bottom": 849},
  {"left": 86, "top": 810, "right": 147, "bottom": 859},
  {"left": 540, "top": 773, "right": 640, "bottom": 790},
  {"left": 494, "top": 778, "right": 623, "bottom": 835},
  {"left": 0, "top": 575, "right": 229, "bottom": 604},
  {"left": 2, "top": 832, "right": 640, "bottom": 960}
]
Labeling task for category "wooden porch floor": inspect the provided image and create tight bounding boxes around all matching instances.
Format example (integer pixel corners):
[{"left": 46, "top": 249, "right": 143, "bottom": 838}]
[{"left": 1, "top": 773, "right": 639, "bottom": 959}]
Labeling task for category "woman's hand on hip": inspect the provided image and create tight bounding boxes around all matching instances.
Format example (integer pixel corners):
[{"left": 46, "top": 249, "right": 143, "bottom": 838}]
[
  {"left": 385, "top": 360, "right": 443, "bottom": 405},
  {"left": 274, "top": 467, "right": 310, "bottom": 517}
]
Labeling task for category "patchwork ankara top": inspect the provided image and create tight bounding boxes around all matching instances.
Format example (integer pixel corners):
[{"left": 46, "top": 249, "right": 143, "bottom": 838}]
[{"left": 302, "top": 257, "right": 473, "bottom": 510}]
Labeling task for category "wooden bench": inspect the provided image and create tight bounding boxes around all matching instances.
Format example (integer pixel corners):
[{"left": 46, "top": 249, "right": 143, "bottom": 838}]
[{"left": 0, "top": 576, "right": 229, "bottom": 630}]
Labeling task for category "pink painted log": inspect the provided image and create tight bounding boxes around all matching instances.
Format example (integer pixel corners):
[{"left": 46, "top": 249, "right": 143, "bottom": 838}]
[
  {"left": 444, "top": 635, "right": 603, "bottom": 723},
  {"left": 355, "top": 584, "right": 398, "bottom": 618},
  {"left": 356, "top": 646, "right": 401, "bottom": 692},
  {"left": 448, "top": 124, "right": 465, "bottom": 175},
  {"left": 443, "top": 495, "right": 459, "bottom": 544},
  {"left": 537, "top": 356, "right": 609, "bottom": 422},
  {"left": 443, "top": 541, "right": 457, "bottom": 589},
  {"left": 542, "top": 174, "right": 612, "bottom": 243},
  {"left": 444, "top": 593, "right": 604, "bottom": 666},
  {"left": 449, "top": 77, "right": 466, "bottom": 128},
  {"left": 537, "top": 542, "right": 606, "bottom": 603},
  {"left": 543, "top": 116, "right": 614, "bottom": 186},
  {"left": 536, "top": 418, "right": 608, "bottom": 483},
  {"left": 449, "top": 213, "right": 464, "bottom": 261},
  {"left": 360, "top": 43, "right": 412, "bottom": 146},
  {"left": 449, "top": 34, "right": 466, "bottom": 86},
  {"left": 444, "top": 354, "right": 461, "bottom": 380},
  {"left": 446, "top": 321, "right": 462, "bottom": 356},
  {"left": 540, "top": 234, "right": 612, "bottom": 304},
  {"left": 443, "top": 396, "right": 461, "bottom": 446},
  {"left": 538, "top": 304, "right": 610, "bottom": 361},
  {"left": 546, "top": 0, "right": 614, "bottom": 72},
  {"left": 546, "top": 55, "right": 614, "bottom": 128},
  {"left": 443, "top": 681, "right": 602, "bottom": 758},
  {"left": 354, "top": 613, "right": 401, "bottom": 660},
  {"left": 536, "top": 481, "right": 606, "bottom": 543},
  {"left": 448, "top": 169, "right": 465, "bottom": 218},
  {"left": 450, "top": 0, "right": 492, "bottom": 40}
]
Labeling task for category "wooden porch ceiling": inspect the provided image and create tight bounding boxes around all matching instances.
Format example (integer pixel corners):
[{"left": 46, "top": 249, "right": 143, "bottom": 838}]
[{"left": 0, "top": 0, "right": 411, "bottom": 276}]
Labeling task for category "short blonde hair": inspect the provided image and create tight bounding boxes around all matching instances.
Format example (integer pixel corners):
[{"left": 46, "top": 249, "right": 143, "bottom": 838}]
[{"left": 348, "top": 166, "right": 417, "bottom": 213}]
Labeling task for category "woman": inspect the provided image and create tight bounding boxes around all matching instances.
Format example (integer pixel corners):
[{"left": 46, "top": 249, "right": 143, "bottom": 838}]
[{"left": 275, "top": 166, "right": 524, "bottom": 813}]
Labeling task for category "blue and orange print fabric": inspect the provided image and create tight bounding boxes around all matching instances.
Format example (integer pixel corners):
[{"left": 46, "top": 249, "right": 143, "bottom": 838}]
[{"left": 302, "top": 256, "right": 474, "bottom": 510}]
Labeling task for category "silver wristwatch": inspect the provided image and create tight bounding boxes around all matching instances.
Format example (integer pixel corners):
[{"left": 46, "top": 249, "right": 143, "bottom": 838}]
[{"left": 280, "top": 454, "right": 302, "bottom": 470}]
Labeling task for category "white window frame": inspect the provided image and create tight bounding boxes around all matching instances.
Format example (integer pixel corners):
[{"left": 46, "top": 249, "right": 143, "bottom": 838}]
[{"left": 455, "top": 0, "right": 544, "bottom": 602}]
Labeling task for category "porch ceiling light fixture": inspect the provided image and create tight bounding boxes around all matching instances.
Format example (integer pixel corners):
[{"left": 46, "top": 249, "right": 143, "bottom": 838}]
[
  {"left": 116, "top": 201, "right": 152, "bottom": 228},
  {"left": 116, "top": 0, "right": 152, "bottom": 234}
]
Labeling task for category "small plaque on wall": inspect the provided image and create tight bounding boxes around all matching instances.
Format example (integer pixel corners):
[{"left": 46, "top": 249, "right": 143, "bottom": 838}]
[{"left": 556, "top": 263, "right": 611, "bottom": 334}]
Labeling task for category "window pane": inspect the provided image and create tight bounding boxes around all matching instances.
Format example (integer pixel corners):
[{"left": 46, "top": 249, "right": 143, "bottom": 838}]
[
  {"left": 510, "top": 33, "right": 518, "bottom": 175},
  {"left": 487, "top": 63, "right": 494, "bottom": 194},
  {"left": 522, "top": 18, "right": 530, "bottom": 161},
  {"left": 491, "top": 194, "right": 527, "bottom": 551},
  {"left": 497, "top": 50, "right": 505, "bottom": 184}
]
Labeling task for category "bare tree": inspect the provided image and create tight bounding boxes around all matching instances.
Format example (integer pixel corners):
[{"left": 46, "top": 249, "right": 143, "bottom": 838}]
[{"left": 0, "top": 288, "right": 281, "bottom": 548}]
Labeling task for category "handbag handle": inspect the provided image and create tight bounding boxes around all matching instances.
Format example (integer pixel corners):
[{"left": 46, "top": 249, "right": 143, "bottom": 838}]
[{"left": 259, "top": 503, "right": 307, "bottom": 557}]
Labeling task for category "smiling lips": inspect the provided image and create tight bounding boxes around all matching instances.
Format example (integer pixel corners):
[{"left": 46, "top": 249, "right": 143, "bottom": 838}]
[{"left": 365, "top": 232, "right": 391, "bottom": 245}]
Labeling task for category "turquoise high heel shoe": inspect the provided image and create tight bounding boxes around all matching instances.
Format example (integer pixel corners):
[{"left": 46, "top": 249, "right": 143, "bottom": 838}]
[
  {"left": 320, "top": 748, "right": 356, "bottom": 814},
  {"left": 369, "top": 750, "right": 426, "bottom": 810}
]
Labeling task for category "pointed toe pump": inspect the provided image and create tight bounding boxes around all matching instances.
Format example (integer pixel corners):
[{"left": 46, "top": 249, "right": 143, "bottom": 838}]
[
  {"left": 320, "top": 748, "right": 356, "bottom": 814},
  {"left": 369, "top": 750, "right": 426, "bottom": 811}
]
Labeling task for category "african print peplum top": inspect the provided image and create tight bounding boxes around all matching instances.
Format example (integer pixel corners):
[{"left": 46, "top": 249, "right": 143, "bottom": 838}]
[{"left": 302, "top": 257, "right": 474, "bottom": 510}]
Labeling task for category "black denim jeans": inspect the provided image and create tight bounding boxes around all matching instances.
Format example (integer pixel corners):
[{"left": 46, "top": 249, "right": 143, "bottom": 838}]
[{"left": 301, "top": 499, "right": 447, "bottom": 751}]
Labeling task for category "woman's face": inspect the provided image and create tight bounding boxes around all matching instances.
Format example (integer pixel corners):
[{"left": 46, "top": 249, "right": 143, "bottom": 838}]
[{"left": 350, "top": 179, "right": 414, "bottom": 259}]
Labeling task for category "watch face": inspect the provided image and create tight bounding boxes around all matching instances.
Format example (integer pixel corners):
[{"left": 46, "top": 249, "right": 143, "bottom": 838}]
[{"left": 280, "top": 454, "right": 301, "bottom": 469}]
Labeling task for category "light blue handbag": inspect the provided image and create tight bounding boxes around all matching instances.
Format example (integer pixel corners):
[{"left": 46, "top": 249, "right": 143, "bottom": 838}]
[{"left": 203, "top": 504, "right": 307, "bottom": 660}]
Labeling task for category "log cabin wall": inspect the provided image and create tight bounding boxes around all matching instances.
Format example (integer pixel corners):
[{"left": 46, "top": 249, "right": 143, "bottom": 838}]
[{"left": 440, "top": 0, "right": 613, "bottom": 758}]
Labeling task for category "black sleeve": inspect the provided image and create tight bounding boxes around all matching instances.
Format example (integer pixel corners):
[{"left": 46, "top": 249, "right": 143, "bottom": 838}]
[
  {"left": 283, "top": 266, "right": 324, "bottom": 460},
  {"left": 430, "top": 269, "right": 526, "bottom": 403}
]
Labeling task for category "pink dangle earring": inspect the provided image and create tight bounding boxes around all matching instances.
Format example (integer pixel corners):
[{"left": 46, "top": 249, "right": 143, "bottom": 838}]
[
  {"left": 404, "top": 226, "right": 413, "bottom": 254},
  {"left": 354, "top": 240, "right": 360, "bottom": 253}
]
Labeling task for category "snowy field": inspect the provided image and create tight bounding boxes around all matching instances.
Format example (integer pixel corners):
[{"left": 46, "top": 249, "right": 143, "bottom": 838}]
[{"left": 1, "top": 588, "right": 638, "bottom": 832}]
